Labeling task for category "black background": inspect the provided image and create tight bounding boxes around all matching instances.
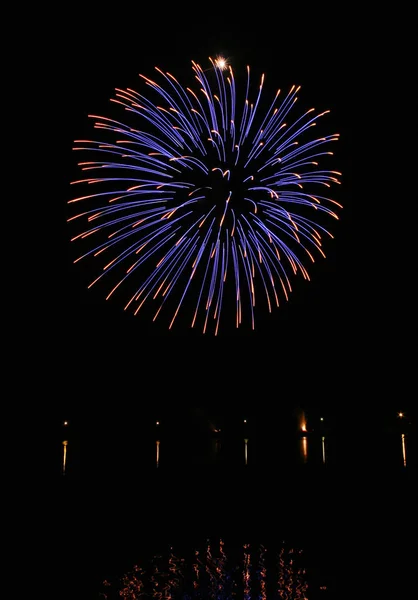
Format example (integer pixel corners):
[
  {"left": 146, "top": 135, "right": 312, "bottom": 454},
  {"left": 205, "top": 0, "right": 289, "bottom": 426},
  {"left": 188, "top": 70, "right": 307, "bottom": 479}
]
[
  {"left": 35, "top": 6, "right": 416, "bottom": 597},
  {"left": 48, "top": 8, "right": 359, "bottom": 406}
]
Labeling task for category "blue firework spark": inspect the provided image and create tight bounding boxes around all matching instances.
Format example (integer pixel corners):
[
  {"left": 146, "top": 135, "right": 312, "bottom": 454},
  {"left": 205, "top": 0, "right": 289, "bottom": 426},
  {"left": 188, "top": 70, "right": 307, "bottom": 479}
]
[{"left": 69, "top": 56, "right": 342, "bottom": 334}]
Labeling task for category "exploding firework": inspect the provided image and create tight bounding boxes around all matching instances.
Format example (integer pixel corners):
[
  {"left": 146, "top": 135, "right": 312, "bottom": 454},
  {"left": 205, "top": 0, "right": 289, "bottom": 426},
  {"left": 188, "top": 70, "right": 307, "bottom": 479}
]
[{"left": 69, "top": 57, "right": 342, "bottom": 334}]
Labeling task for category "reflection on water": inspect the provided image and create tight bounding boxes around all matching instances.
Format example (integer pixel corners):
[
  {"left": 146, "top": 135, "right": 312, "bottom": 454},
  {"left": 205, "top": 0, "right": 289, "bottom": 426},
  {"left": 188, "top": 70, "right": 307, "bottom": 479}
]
[
  {"left": 62, "top": 440, "right": 68, "bottom": 475},
  {"left": 401, "top": 434, "right": 406, "bottom": 467},
  {"left": 300, "top": 437, "right": 308, "bottom": 464},
  {"left": 100, "top": 539, "right": 309, "bottom": 600},
  {"left": 59, "top": 416, "right": 416, "bottom": 477}
]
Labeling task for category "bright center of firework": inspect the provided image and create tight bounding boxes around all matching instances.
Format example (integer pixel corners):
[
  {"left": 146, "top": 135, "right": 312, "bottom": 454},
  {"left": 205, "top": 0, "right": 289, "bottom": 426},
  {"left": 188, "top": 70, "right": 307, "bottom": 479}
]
[{"left": 215, "top": 57, "right": 227, "bottom": 70}]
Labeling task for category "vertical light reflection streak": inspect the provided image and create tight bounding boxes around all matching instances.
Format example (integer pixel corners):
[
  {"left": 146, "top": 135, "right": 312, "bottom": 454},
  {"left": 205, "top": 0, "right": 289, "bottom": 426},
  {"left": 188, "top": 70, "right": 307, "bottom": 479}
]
[
  {"left": 300, "top": 436, "right": 308, "bottom": 463},
  {"left": 151, "top": 555, "right": 162, "bottom": 600},
  {"left": 205, "top": 541, "right": 216, "bottom": 600},
  {"left": 156, "top": 439, "right": 160, "bottom": 468},
  {"left": 322, "top": 435, "right": 326, "bottom": 464},
  {"left": 243, "top": 543, "right": 251, "bottom": 600},
  {"left": 62, "top": 440, "right": 68, "bottom": 475},
  {"left": 192, "top": 550, "right": 200, "bottom": 593},
  {"left": 216, "top": 539, "right": 226, "bottom": 600},
  {"left": 244, "top": 438, "right": 249, "bottom": 465},
  {"left": 167, "top": 547, "right": 183, "bottom": 599},
  {"left": 258, "top": 545, "right": 267, "bottom": 600},
  {"left": 401, "top": 433, "right": 407, "bottom": 467}
]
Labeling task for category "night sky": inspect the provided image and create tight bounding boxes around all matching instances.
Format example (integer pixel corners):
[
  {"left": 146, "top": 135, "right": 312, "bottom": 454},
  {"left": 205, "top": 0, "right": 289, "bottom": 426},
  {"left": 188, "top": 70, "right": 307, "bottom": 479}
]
[
  {"left": 37, "top": 7, "right": 413, "bottom": 426},
  {"left": 41, "top": 10, "right": 418, "bottom": 599}
]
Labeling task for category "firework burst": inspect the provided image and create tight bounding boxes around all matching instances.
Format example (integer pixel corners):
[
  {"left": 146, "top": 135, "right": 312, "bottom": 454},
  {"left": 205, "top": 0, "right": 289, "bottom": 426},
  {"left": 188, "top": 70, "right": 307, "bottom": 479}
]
[{"left": 69, "top": 57, "right": 342, "bottom": 334}]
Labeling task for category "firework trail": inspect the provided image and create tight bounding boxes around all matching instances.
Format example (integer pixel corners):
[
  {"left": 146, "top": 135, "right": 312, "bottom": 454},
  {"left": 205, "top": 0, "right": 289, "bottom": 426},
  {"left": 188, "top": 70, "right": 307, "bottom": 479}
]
[{"left": 69, "top": 56, "right": 342, "bottom": 334}]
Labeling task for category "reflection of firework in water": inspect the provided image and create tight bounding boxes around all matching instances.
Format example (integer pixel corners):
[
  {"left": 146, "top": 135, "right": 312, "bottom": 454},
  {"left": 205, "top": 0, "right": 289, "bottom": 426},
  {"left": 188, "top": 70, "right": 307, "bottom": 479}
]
[
  {"left": 100, "top": 539, "right": 309, "bottom": 599},
  {"left": 69, "top": 57, "right": 341, "bottom": 334}
]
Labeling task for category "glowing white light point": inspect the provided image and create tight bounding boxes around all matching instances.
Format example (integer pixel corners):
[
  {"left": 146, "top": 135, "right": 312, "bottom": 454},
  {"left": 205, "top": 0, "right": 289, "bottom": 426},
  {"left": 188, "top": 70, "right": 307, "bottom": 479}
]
[{"left": 215, "top": 57, "right": 228, "bottom": 70}]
